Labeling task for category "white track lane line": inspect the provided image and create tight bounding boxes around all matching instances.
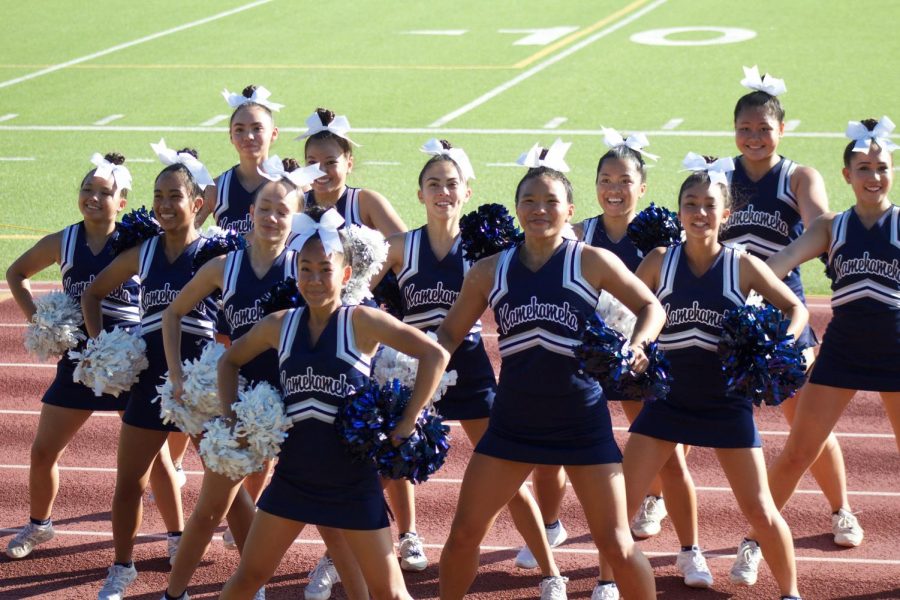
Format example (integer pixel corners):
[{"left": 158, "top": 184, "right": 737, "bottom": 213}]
[
  {"left": 0, "top": 0, "right": 273, "bottom": 90},
  {"left": 0, "top": 527, "right": 896, "bottom": 565}
]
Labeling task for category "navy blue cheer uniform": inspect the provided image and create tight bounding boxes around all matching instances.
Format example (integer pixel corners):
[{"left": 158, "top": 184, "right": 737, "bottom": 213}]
[
  {"left": 810, "top": 205, "right": 900, "bottom": 391},
  {"left": 214, "top": 166, "right": 263, "bottom": 234},
  {"left": 304, "top": 187, "right": 364, "bottom": 227},
  {"left": 722, "top": 156, "right": 816, "bottom": 346},
  {"left": 221, "top": 248, "right": 296, "bottom": 387},
  {"left": 123, "top": 236, "right": 216, "bottom": 431},
  {"left": 258, "top": 306, "right": 387, "bottom": 529},
  {"left": 44, "top": 223, "right": 140, "bottom": 411},
  {"left": 476, "top": 240, "right": 621, "bottom": 465},
  {"left": 397, "top": 227, "right": 495, "bottom": 420},
  {"left": 630, "top": 245, "right": 760, "bottom": 448}
]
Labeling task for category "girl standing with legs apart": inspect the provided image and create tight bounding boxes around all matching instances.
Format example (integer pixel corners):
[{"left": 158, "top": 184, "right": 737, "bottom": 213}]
[
  {"left": 218, "top": 206, "right": 449, "bottom": 600},
  {"left": 724, "top": 68, "right": 858, "bottom": 585},
  {"left": 372, "top": 139, "right": 560, "bottom": 581},
  {"left": 626, "top": 154, "right": 806, "bottom": 600},
  {"left": 4, "top": 154, "right": 140, "bottom": 559},
  {"left": 436, "top": 143, "right": 663, "bottom": 600},
  {"left": 759, "top": 116, "right": 900, "bottom": 559},
  {"left": 82, "top": 146, "right": 217, "bottom": 600}
]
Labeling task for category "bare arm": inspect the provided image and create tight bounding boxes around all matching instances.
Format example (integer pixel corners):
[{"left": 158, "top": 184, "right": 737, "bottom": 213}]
[
  {"left": 435, "top": 256, "right": 495, "bottom": 355},
  {"left": 767, "top": 213, "right": 834, "bottom": 279},
  {"left": 217, "top": 311, "right": 285, "bottom": 417},
  {"left": 572, "top": 220, "right": 586, "bottom": 241},
  {"left": 195, "top": 181, "right": 218, "bottom": 228},
  {"left": 368, "top": 231, "right": 406, "bottom": 290},
  {"left": 5, "top": 232, "right": 62, "bottom": 321},
  {"left": 359, "top": 189, "right": 407, "bottom": 236},
  {"left": 792, "top": 165, "right": 829, "bottom": 228},
  {"left": 81, "top": 247, "right": 140, "bottom": 338},
  {"left": 741, "top": 253, "right": 808, "bottom": 339}
]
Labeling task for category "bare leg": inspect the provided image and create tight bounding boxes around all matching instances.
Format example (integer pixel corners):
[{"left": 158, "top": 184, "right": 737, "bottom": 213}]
[
  {"left": 318, "top": 526, "right": 369, "bottom": 600},
  {"left": 530, "top": 465, "right": 566, "bottom": 524},
  {"left": 167, "top": 431, "right": 191, "bottom": 469},
  {"left": 880, "top": 392, "right": 900, "bottom": 454},
  {"left": 384, "top": 478, "right": 415, "bottom": 535},
  {"left": 148, "top": 440, "right": 184, "bottom": 533},
  {"left": 342, "top": 528, "right": 413, "bottom": 600},
  {"left": 621, "top": 402, "right": 664, "bottom": 497},
  {"left": 241, "top": 459, "right": 273, "bottom": 502}
]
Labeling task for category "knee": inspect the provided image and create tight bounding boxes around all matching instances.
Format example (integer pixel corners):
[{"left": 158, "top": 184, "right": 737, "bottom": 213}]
[
  {"left": 594, "top": 529, "right": 634, "bottom": 567},
  {"left": 368, "top": 582, "right": 405, "bottom": 600},
  {"left": 30, "top": 439, "right": 62, "bottom": 468},
  {"left": 742, "top": 500, "right": 781, "bottom": 532}
]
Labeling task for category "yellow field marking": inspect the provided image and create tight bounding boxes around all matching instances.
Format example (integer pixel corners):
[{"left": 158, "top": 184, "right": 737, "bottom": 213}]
[
  {"left": 513, "top": 0, "right": 652, "bottom": 68},
  {"left": 0, "top": 234, "right": 42, "bottom": 239},
  {"left": 0, "top": 63, "right": 512, "bottom": 71}
]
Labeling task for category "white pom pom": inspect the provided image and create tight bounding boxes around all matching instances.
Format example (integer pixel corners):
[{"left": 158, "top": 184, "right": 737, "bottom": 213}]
[
  {"left": 232, "top": 382, "right": 292, "bottom": 461},
  {"left": 24, "top": 292, "right": 85, "bottom": 362},
  {"left": 372, "top": 334, "right": 458, "bottom": 404},
  {"left": 200, "top": 225, "right": 228, "bottom": 239},
  {"left": 596, "top": 290, "right": 636, "bottom": 339},
  {"left": 69, "top": 327, "right": 148, "bottom": 397},
  {"left": 198, "top": 417, "right": 260, "bottom": 480},
  {"left": 342, "top": 225, "right": 389, "bottom": 305}
]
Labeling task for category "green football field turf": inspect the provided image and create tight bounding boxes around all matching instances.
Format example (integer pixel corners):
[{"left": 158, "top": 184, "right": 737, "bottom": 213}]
[{"left": 1, "top": 0, "right": 897, "bottom": 293}]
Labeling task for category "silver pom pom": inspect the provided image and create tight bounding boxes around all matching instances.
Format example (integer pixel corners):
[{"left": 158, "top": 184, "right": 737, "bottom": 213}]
[
  {"left": 342, "top": 225, "right": 389, "bottom": 305},
  {"left": 24, "top": 292, "right": 85, "bottom": 361},
  {"left": 156, "top": 341, "right": 232, "bottom": 435},
  {"left": 69, "top": 327, "right": 148, "bottom": 397},
  {"left": 596, "top": 291, "right": 636, "bottom": 339},
  {"left": 372, "top": 334, "right": 457, "bottom": 404},
  {"left": 232, "top": 382, "right": 292, "bottom": 461},
  {"left": 198, "top": 417, "right": 260, "bottom": 480}
]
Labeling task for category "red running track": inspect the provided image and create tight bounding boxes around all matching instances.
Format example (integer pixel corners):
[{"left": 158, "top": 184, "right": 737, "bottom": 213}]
[{"left": 0, "top": 291, "right": 898, "bottom": 599}]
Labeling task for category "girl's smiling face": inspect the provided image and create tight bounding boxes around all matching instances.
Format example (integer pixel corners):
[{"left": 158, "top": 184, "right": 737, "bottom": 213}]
[
  {"left": 734, "top": 105, "right": 784, "bottom": 163},
  {"left": 678, "top": 181, "right": 730, "bottom": 241},
  {"left": 843, "top": 145, "right": 894, "bottom": 207},
  {"left": 306, "top": 138, "right": 352, "bottom": 196},
  {"left": 595, "top": 156, "right": 645, "bottom": 219},
  {"left": 515, "top": 174, "right": 574, "bottom": 239},
  {"left": 418, "top": 160, "right": 471, "bottom": 221},
  {"left": 251, "top": 181, "right": 299, "bottom": 244},
  {"left": 79, "top": 173, "right": 125, "bottom": 223},
  {"left": 229, "top": 105, "right": 278, "bottom": 161},
  {"left": 153, "top": 170, "right": 202, "bottom": 231}
]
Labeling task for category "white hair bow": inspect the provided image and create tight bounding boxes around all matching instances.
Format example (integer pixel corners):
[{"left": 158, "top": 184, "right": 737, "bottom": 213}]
[
  {"left": 150, "top": 139, "right": 215, "bottom": 190},
  {"left": 516, "top": 139, "right": 571, "bottom": 173},
  {"left": 845, "top": 116, "right": 899, "bottom": 154},
  {"left": 89, "top": 153, "right": 133, "bottom": 191},
  {"left": 221, "top": 86, "right": 284, "bottom": 112},
  {"left": 295, "top": 112, "right": 359, "bottom": 147},
  {"left": 420, "top": 139, "right": 476, "bottom": 181},
  {"left": 258, "top": 156, "right": 326, "bottom": 188},
  {"left": 288, "top": 209, "right": 345, "bottom": 256},
  {"left": 681, "top": 152, "right": 735, "bottom": 186},
  {"left": 601, "top": 127, "right": 659, "bottom": 161},
  {"left": 740, "top": 65, "right": 786, "bottom": 97}
]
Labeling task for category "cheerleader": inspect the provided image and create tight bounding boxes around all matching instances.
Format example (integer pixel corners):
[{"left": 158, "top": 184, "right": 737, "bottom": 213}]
[
  {"left": 3, "top": 153, "right": 170, "bottom": 560},
  {"left": 371, "top": 139, "right": 559, "bottom": 578},
  {"left": 736, "top": 118, "right": 900, "bottom": 584},
  {"left": 82, "top": 148, "right": 217, "bottom": 600},
  {"left": 218, "top": 206, "right": 449, "bottom": 600},
  {"left": 298, "top": 107, "right": 411, "bottom": 598},
  {"left": 626, "top": 155, "right": 806, "bottom": 600},
  {"left": 436, "top": 152, "right": 665, "bottom": 600},
  {"left": 723, "top": 67, "right": 857, "bottom": 564}
]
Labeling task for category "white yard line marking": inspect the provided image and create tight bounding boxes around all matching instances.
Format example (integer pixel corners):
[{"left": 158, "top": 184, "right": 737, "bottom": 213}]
[
  {"left": 661, "top": 118, "right": 683, "bottom": 130},
  {"left": 485, "top": 162, "right": 523, "bottom": 167},
  {"left": 498, "top": 27, "right": 579, "bottom": 46},
  {"left": 784, "top": 119, "right": 801, "bottom": 132},
  {"left": 0, "top": 157, "right": 35, "bottom": 161},
  {"left": 362, "top": 160, "right": 402, "bottom": 166},
  {"left": 0, "top": 113, "right": 18, "bottom": 122},
  {"left": 0, "top": 0, "right": 274, "bottom": 90},
  {"left": 403, "top": 30, "right": 468, "bottom": 36},
  {"left": 427, "top": 0, "right": 667, "bottom": 127},
  {"left": 543, "top": 117, "right": 568, "bottom": 129},
  {"left": 0, "top": 362, "right": 56, "bottom": 368},
  {"left": 0, "top": 323, "right": 26, "bottom": 327},
  {"left": 200, "top": 114, "right": 229, "bottom": 127},
  {"left": 93, "top": 114, "right": 124, "bottom": 126},
  {"left": 125, "top": 158, "right": 156, "bottom": 163},
  {"left": 0, "top": 410, "right": 120, "bottom": 418}
]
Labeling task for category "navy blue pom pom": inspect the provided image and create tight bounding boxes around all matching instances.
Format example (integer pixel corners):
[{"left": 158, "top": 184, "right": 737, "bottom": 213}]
[
  {"left": 336, "top": 379, "right": 450, "bottom": 484},
  {"left": 372, "top": 270, "right": 403, "bottom": 318},
  {"left": 459, "top": 203, "right": 522, "bottom": 263},
  {"left": 259, "top": 277, "right": 305, "bottom": 316},
  {"left": 626, "top": 203, "right": 683, "bottom": 255},
  {"left": 718, "top": 304, "right": 808, "bottom": 406},
  {"left": 575, "top": 314, "right": 671, "bottom": 402},
  {"left": 111, "top": 207, "right": 162, "bottom": 255},
  {"left": 192, "top": 230, "right": 247, "bottom": 274}
]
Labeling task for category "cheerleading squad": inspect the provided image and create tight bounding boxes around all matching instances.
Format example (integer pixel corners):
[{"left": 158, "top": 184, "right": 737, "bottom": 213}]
[{"left": 4, "top": 67, "right": 899, "bottom": 600}]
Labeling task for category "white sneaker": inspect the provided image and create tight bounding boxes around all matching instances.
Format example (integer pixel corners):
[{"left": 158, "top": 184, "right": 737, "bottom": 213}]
[
  {"left": 97, "top": 564, "right": 138, "bottom": 600},
  {"left": 304, "top": 556, "right": 340, "bottom": 600},
  {"left": 631, "top": 495, "right": 667, "bottom": 538},
  {"left": 730, "top": 539, "right": 762, "bottom": 586},
  {"left": 515, "top": 520, "right": 569, "bottom": 569},
  {"left": 222, "top": 527, "right": 237, "bottom": 551},
  {"left": 159, "top": 593, "right": 189, "bottom": 600},
  {"left": 252, "top": 588, "right": 266, "bottom": 600},
  {"left": 174, "top": 465, "right": 187, "bottom": 488},
  {"left": 167, "top": 534, "right": 181, "bottom": 567},
  {"left": 539, "top": 576, "right": 568, "bottom": 600},
  {"left": 676, "top": 548, "right": 713, "bottom": 588},
  {"left": 832, "top": 509, "right": 864, "bottom": 547},
  {"left": 398, "top": 532, "right": 428, "bottom": 572},
  {"left": 590, "top": 582, "right": 620, "bottom": 600},
  {"left": 5, "top": 521, "right": 55, "bottom": 559}
]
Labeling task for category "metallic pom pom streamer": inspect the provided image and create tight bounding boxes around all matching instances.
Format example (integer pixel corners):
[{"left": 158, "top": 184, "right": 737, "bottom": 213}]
[
  {"left": 198, "top": 417, "right": 261, "bottom": 480},
  {"left": 192, "top": 228, "right": 247, "bottom": 274},
  {"left": 718, "top": 304, "right": 808, "bottom": 406},
  {"left": 342, "top": 225, "right": 389, "bottom": 305},
  {"left": 371, "top": 338, "right": 458, "bottom": 405},
  {"left": 155, "top": 341, "right": 232, "bottom": 435},
  {"left": 259, "top": 278, "right": 305, "bottom": 316},
  {"left": 111, "top": 207, "right": 163, "bottom": 255},
  {"left": 612, "top": 341, "right": 672, "bottom": 402},
  {"left": 375, "top": 407, "right": 451, "bottom": 484},
  {"left": 69, "top": 327, "right": 148, "bottom": 397},
  {"left": 459, "top": 203, "right": 522, "bottom": 263},
  {"left": 596, "top": 290, "right": 636, "bottom": 339},
  {"left": 24, "top": 292, "right": 85, "bottom": 361},
  {"left": 626, "top": 203, "right": 683, "bottom": 255},
  {"left": 232, "top": 381, "right": 292, "bottom": 461}
]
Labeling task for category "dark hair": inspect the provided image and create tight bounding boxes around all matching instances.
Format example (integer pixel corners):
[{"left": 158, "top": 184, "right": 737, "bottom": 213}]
[
  {"left": 229, "top": 85, "right": 275, "bottom": 126},
  {"left": 82, "top": 152, "right": 129, "bottom": 199},
  {"left": 843, "top": 118, "right": 890, "bottom": 167},
  {"left": 304, "top": 107, "right": 353, "bottom": 158},
  {"left": 514, "top": 166, "right": 574, "bottom": 204},
  {"left": 733, "top": 90, "right": 785, "bottom": 124},
  {"left": 596, "top": 144, "right": 647, "bottom": 183},
  {"left": 418, "top": 140, "right": 467, "bottom": 187},
  {"left": 677, "top": 157, "right": 733, "bottom": 209},
  {"left": 297, "top": 204, "right": 353, "bottom": 266},
  {"left": 155, "top": 147, "right": 203, "bottom": 196},
  {"left": 255, "top": 157, "right": 302, "bottom": 209}
]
